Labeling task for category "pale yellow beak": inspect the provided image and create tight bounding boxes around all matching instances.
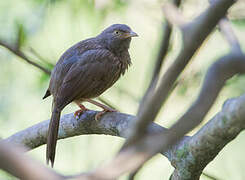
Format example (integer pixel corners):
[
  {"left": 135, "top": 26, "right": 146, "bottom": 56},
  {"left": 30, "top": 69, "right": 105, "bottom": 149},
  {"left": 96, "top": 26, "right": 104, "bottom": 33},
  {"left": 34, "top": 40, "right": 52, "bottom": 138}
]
[{"left": 123, "top": 31, "right": 138, "bottom": 38}]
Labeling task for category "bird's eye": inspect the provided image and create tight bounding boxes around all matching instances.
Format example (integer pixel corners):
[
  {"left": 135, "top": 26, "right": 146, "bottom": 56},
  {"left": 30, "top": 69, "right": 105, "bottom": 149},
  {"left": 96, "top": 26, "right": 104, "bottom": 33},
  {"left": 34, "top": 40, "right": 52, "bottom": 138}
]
[{"left": 114, "top": 30, "right": 120, "bottom": 35}]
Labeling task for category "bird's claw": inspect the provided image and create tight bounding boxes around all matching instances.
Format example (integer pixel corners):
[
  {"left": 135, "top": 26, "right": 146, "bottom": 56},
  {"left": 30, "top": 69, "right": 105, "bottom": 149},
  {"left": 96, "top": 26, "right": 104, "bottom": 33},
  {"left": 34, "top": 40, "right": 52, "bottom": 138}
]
[
  {"left": 95, "top": 109, "right": 117, "bottom": 121},
  {"left": 74, "top": 109, "right": 88, "bottom": 120}
]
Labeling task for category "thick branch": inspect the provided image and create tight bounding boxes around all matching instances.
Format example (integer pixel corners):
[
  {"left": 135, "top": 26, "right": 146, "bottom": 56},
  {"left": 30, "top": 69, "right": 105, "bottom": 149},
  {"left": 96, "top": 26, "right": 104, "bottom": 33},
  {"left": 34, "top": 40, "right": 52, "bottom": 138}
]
[
  {"left": 106, "top": 52, "right": 244, "bottom": 179},
  {"left": 128, "top": 1, "right": 181, "bottom": 177},
  {"left": 171, "top": 94, "right": 245, "bottom": 179},
  {"left": 125, "top": 0, "right": 235, "bottom": 148},
  {"left": 4, "top": 111, "right": 168, "bottom": 154},
  {"left": 90, "top": 1, "right": 240, "bottom": 177},
  {"left": 138, "top": 0, "right": 181, "bottom": 120},
  {"left": 1, "top": 1, "right": 242, "bottom": 179},
  {"left": 0, "top": 142, "right": 63, "bottom": 180},
  {"left": 4, "top": 93, "right": 245, "bottom": 179}
]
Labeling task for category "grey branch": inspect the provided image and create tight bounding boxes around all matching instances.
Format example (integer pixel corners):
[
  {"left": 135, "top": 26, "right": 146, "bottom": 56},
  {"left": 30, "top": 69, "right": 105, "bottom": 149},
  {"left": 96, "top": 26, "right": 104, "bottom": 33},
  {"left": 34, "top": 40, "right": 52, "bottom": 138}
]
[
  {"left": 171, "top": 94, "right": 245, "bottom": 179},
  {"left": 108, "top": 46, "right": 245, "bottom": 180},
  {"left": 3, "top": 111, "right": 167, "bottom": 180},
  {"left": 124, "top": 0, "right": 235, "bottom": 149},
  {"left": 1, "top": 0, "right": 243, "bottom": 179},
  {"left": 135, "top": 0, "right": 181, "bottom": 148},
  {"left": 112, "top": 1, "right": 237, "bottom": 178},
  {"left": 128, "top": 1, "right": 181, "bottom": 177},
  {"left": 162, "top": 3, "right": 187, "bottom": 27},
  {"left": 4, "top": 94, "right": 245, "bottom": 179},
  {"left": 0, "top": 142, "right": 63, "bottom": 180},
  {"left": 4, "top": 111, "right": 168, "bottom": 153},
  {"left": 219, "top": 17, "right": 241, "bottom": 52}
]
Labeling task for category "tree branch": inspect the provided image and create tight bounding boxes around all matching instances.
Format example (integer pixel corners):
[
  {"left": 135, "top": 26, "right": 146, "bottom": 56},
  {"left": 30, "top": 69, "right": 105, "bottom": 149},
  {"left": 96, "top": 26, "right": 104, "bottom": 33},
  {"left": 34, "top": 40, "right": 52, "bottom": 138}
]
[
  {"left": 124, "top": 0, "right": 235, "bottom": 152},
  {"left": 135, "top": 0, "right": 181, "bottom": 152},
  {"left": 4, "top": 93, "right": 245, "bottom": 179},
  {"left": 219, "top": 17, "right": 241, "bottom": 52},
  {"left": 171, "top": 94, "right": 245, "bottom": 179},
  {"left": 102, "top": 50, "right": 245, "bottom": 180},
  {"left": 0, "top": 40, "right": 51, "bottom": 75},
  {"left": 210, "top": 0, "right": 241, "bottom": 53},
  {"left": 88, "top": 1, "right": 239, "bottom": 178},
  {"left": 162, "top": 3, "right": 186, "bottom": 27},
  {"left": 4, "top": 111, "right": 168, "bottom": 155},
  {"left": 1, "top": 0, "right": 242, "bottom": 179},
  {"left": 0, "top": 142, "right": 63, "bottom": 180}
]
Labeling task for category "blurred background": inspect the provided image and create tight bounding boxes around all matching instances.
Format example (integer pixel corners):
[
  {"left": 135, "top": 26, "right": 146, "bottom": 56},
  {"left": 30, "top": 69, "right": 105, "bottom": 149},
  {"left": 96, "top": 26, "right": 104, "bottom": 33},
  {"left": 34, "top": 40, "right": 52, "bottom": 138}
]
[{"left": 0, "top": 0, "right": 245, "bottom": 179}]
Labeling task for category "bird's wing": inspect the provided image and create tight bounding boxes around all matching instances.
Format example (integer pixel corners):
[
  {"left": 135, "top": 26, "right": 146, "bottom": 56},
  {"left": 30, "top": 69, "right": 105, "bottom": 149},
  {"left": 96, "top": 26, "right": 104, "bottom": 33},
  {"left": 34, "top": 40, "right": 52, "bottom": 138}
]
[
  {"left": 55, "top": 49, "right": 120, "bottom": 108},
  {"left": 48, "top": 38, "right": 101, "bottom": 96}
]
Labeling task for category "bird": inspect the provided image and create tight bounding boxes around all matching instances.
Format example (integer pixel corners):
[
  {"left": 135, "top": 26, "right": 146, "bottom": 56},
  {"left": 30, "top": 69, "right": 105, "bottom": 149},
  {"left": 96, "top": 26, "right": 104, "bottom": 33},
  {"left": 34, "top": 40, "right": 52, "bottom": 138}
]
[{"left": 43, "top": 24, "right": 138, "bottom": 167}]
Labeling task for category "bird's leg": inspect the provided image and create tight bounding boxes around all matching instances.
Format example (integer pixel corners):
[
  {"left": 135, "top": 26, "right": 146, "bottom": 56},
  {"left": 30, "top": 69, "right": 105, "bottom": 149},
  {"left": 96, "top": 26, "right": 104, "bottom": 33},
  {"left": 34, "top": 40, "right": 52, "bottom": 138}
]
[
  {"left": 74, "top": 101, "right": 89, "bottom": 119},
  {"left": 84, "top": 99, "right": 117, "bottom": 120}
]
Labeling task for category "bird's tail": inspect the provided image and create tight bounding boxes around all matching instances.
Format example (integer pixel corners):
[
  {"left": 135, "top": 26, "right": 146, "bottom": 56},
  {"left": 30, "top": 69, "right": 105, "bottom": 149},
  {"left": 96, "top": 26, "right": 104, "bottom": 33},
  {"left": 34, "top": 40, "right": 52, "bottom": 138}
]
[
  {"left": 46, "top": 104, "right": 61, "bottom": 167},
  {"left": 43, "top": 90, "right": 51, "bottom": 99}
]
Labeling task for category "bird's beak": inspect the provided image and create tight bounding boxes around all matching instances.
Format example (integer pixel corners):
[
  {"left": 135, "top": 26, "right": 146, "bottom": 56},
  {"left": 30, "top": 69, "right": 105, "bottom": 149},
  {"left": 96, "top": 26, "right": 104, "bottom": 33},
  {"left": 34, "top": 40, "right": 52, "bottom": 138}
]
[
  {"left": 129, "top": 31, "right": 138, "bottom": 37},
  {"left": 123, "top": 31, "right": 138, "bottom": 38}
]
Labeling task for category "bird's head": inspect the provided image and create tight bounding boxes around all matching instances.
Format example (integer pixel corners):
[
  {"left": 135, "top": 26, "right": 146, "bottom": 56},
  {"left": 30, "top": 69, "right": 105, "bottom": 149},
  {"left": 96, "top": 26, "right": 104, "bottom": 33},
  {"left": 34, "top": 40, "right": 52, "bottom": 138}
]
[{"left": 98, "top": 24, "right": 138, "bottom": 53}]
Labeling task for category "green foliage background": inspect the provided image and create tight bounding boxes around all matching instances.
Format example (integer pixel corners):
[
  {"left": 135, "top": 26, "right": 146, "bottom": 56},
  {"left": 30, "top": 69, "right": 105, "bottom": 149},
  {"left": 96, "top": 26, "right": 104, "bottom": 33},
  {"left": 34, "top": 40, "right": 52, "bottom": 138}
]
[{"left": 0, "top": 0, "right": 245, "bottom": 179}]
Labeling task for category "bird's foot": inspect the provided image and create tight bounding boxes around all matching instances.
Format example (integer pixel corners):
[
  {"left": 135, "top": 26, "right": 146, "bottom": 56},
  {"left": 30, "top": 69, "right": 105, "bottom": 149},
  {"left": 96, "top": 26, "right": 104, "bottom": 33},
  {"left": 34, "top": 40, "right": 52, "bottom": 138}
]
[
  {"left": 74, "top": 104, "right": 89, "bottom": 120},
  {"left": 95, "top": 108, "right": 117, "bottom": 121},
  {"left": 78, "top": 99, "right": 118, "bottom": 121}
]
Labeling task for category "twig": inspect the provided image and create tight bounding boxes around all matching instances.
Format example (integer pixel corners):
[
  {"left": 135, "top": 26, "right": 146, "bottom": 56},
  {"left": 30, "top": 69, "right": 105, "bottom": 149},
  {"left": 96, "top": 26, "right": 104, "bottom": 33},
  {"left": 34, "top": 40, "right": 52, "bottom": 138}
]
[
  {"left": 162, "top": 3, "right": 186, "bottom": 27},
  {"left": 219, "top": 18, "right": 241, "bottom": 52},
  {"left": 116, "top": 86, "right": 139, "bottom": 102},
  {"left": 0, "top": 40, "right": 51, "bottom": 75},
  {"left": 29, "top": 47, "right": 55, "bottom": 67},
  {"left": 210, "top": 0, "right": 241, "bottom": 52},
  {"left": 202, "top": 172, "right": 219, "bottom": 180}
]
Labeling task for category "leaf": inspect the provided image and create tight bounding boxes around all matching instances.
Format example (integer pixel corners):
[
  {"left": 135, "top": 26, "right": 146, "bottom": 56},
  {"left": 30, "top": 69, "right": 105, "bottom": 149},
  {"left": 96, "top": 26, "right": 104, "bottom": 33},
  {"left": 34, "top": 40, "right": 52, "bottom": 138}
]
[{"left": 15, "top": 22, "right": 27, "bottom": 49}]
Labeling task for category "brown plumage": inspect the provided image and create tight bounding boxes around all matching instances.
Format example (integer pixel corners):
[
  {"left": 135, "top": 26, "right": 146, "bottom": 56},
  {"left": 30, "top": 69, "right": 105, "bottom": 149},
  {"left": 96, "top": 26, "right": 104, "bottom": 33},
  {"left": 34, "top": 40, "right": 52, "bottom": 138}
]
[{"left": 43, "top": 24, "right": 138, "bottom": 167}]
